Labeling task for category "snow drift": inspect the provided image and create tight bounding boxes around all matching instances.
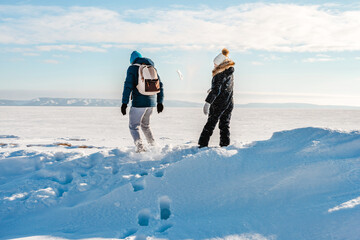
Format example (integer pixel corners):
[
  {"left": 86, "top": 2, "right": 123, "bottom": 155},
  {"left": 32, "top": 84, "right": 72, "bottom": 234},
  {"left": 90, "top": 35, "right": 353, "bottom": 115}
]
[{"left": 1, "top": 127, "right": 360, "bottom": 240}]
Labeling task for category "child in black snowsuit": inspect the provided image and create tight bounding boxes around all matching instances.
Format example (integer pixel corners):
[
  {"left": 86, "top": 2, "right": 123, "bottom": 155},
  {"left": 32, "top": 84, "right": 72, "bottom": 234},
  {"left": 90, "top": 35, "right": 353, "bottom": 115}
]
[{"left": 198, "top": 48, "right": 235, "bottom": 148}]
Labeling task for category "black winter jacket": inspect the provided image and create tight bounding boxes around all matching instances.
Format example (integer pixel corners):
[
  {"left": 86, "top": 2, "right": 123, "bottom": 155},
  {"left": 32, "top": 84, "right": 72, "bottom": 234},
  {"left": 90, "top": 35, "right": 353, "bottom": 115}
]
[{"left": 205, "top": 61, "right": 235, "bottom": 108}]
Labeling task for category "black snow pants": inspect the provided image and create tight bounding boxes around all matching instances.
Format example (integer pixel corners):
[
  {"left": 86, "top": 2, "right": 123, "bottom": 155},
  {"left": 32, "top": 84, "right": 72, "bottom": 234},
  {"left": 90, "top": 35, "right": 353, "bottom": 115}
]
[{"left": 198, "top": 101, "right": 234, "bottom": 147}]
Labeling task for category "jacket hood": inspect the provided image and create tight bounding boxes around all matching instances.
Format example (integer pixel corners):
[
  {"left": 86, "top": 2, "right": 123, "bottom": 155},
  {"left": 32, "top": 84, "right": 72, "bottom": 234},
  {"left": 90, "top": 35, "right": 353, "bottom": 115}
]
[
  {"left": 130, "top": 51, "right": 142, "bottom": 64},
  {"left": 133, "top": 57, "right": 154, "bottom": 66},
  {"left": 212, "top": 59, "right": 235, "bottom": 77}
]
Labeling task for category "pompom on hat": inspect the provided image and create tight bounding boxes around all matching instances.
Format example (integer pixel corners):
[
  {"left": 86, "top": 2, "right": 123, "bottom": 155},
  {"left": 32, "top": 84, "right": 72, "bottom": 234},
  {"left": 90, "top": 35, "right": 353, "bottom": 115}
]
[{"left": 213, "top": 48, "right": 230, "bottom": 66}]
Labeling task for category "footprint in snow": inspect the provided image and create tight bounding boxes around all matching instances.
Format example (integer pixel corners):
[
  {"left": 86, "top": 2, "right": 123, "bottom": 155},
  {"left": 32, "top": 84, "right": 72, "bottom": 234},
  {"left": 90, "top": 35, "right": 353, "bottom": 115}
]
[
  {"left": 153, "top": 169, "right": 164, "bottom": 178},
  {"left": 138, "top": 208, "right": 151, "bottom": 226},
  {"left": 159, "top": 196, "right": 171, "bottom": 220},
  {"left": 121, "top": 228, "right": 138, "bottom": 238},
  {"left": 132, "top": 178, "right": 146, "bottom": 192}
]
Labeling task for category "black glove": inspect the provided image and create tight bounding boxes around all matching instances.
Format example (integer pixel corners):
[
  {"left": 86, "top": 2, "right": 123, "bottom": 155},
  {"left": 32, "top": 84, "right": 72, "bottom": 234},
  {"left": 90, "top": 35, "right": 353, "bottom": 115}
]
[
  {"left": 121, "top": 103, "right": 127, "bottom": 115},
  {"left": 157, "top": 103, "right": 164, "bottom": 113}
]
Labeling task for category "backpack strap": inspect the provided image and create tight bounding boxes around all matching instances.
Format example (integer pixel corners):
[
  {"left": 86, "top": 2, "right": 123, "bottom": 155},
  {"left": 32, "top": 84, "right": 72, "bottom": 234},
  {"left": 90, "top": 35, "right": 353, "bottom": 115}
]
[{"left": 133, "top": 63, "right": 145, "bottom": 82}]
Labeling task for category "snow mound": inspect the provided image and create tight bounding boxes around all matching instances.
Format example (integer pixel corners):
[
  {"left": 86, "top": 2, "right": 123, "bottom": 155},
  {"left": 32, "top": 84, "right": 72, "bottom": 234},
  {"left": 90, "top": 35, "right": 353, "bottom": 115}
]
[{"left": 1, "top": 127, "right": 360, "bottom": 240}]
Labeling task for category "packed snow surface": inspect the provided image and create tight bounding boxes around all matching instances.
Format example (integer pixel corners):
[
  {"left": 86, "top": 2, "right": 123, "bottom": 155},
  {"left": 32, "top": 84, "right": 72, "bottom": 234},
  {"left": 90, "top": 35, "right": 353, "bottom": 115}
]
[
  {"left": 1, "top": 125, "right": 360, "bottom": 240},
  {"left": 1, "top": 107, "right": 360, "bottom": 239}
]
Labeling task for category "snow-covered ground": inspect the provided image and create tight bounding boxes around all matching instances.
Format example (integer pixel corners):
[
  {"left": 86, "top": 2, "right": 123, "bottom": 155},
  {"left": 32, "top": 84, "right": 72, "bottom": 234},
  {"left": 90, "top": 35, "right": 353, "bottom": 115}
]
[
  {"left": 1, "top": 107, "right": 360, "bottom": 150},
  {"left": 1, "top": 107, "right": 360, "bottom": 240}
]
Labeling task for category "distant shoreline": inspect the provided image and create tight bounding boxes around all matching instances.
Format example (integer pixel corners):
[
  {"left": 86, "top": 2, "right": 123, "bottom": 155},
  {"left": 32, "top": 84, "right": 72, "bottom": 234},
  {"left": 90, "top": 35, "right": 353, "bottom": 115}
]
[{"left": 1, "top": 98, "right": 360, "bottom": 109}]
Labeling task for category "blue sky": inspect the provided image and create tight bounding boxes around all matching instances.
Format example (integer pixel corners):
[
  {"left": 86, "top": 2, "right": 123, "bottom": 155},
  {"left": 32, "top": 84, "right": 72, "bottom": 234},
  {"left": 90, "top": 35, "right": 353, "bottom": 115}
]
[{"left": 1, "top": 0, "right": 360, "bottom": 105}]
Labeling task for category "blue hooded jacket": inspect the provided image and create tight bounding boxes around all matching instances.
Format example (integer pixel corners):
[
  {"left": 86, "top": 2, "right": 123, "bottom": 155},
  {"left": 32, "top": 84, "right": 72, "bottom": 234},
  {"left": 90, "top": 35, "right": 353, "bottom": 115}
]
[{"left": 122, "top": 57, "right": 164, "bottom": 107}]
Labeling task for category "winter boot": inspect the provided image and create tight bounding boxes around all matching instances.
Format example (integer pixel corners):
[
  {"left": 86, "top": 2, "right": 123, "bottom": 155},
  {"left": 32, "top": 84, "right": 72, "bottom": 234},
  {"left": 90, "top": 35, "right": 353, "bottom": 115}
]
[
  {"left": 135, "top": 140, "right": 146, "bottom": 153},
  {"left": 198, "top": 129, "right": 211, "bottom": 148}
]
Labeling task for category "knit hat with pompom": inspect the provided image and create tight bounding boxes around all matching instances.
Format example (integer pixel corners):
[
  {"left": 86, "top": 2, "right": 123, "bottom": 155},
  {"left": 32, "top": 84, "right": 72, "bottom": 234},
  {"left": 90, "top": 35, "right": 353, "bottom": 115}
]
[{"left": 213, "top": 48, "right": 229, "bottom": 66}]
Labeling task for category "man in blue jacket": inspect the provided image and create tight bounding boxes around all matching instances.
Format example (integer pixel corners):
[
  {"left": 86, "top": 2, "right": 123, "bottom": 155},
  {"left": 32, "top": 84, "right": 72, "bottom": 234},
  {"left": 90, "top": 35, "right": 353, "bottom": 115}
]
[{"left": 121, "top": 51, "right": 164, "bottom": 152}]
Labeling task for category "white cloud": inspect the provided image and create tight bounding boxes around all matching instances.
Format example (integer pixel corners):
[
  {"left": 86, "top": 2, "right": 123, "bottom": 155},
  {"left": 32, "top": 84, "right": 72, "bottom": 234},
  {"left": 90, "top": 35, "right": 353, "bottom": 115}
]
[
  {"left": 3, "top": 47, "right": 33, "bottom": 53},
  {"left": 251, "top": 61, "right": 264, "bottom": 66},
  {"left": 43, "top": 59, "right": 60, "bottom": 64},
  {"left": 23, "top": 52, "right": 39, "bottom": 56},
  {"left": 303, "top": 58, "right": 332, "bottom": 63},
  {"left": 261, "top": 54, "right": 282, "bottom": 61},
  {"left": 36, "top": 45, "right": 107, "bottom": 53},
  {"left": 52, "top": 54, "right": 68, "bottom": 58},
  {"left": 1, "top": 4, "right": 360, "bottom": 52},
  {"left": 9, "top": 57, "right": 24, "bottom": 62},
  {"left": 3, "top": 45, "right": 109, "bottom": 54},
  {"left": 316, "top": 54, "right": 330, "bottom": 58},
  {"left": 303, "top": 55, "right": 344, "bottom": 62},
  {"left": 101, "top": 44, "right": 136, "bottom": 49}
]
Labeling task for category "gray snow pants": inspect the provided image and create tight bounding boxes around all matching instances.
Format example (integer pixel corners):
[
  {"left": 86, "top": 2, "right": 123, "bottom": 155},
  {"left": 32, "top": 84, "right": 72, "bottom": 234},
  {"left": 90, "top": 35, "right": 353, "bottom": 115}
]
[{"left": 129, "top": 107, "right": 155, "bottom": 145}]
